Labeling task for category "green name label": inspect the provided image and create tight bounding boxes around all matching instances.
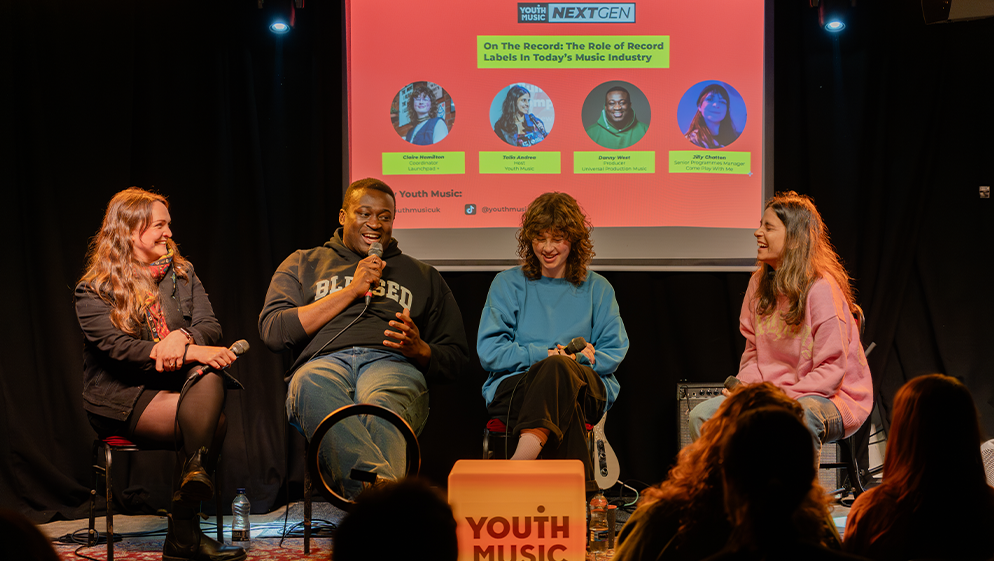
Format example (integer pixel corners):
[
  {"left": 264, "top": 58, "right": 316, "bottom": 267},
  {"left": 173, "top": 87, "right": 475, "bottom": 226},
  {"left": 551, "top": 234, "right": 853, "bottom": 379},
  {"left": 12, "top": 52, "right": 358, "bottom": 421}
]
[
  {"left": 479, "top": 152, "right": 561, "bottom": 174},
  {"left": 478, "top": 36, "right": 669, "bottom": 69},
  {"left": 669, "top": 151, "right": 751, "bottom": 174},
  {"left": 574, "top": 151, "right": 655, "bottom": 174},
  {"left": 382, "top": 152, "right": 466, "bottom": 175}
]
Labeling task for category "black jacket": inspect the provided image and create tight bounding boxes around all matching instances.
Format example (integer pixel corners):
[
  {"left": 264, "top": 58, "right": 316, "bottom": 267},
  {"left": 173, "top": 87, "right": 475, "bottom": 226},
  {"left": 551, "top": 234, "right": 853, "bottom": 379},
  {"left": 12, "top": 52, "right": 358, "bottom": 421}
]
[{"left": 75, "top": 263, "right": 222, "bottom": 420}]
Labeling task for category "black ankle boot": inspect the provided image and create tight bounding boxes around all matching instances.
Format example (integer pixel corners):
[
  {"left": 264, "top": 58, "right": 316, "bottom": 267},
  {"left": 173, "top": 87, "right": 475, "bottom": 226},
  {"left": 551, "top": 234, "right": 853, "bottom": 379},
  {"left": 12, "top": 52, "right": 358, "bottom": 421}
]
[
  {"left": 163, "top": 512, "right": 246, "bottom": 561},
  {"left": 177, "top": 447, "right": 214, "bottom": 502}
]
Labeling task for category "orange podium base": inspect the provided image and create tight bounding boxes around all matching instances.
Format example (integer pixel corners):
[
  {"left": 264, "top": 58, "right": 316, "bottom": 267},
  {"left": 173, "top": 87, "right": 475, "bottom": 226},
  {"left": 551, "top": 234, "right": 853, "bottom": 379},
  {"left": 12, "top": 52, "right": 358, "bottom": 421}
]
[{"left": 448, "top": 459, "right": 586, "bottom": 561}]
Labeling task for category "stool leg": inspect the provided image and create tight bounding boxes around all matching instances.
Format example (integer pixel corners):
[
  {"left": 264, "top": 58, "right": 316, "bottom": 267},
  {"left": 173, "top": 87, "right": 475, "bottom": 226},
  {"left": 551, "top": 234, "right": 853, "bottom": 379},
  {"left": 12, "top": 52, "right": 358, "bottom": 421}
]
[
  {"left": 105, "top": 445, "right": 114, "bottom": 561},
  {"left": 89, "top": 441, "right": 99, "bottom": 547},
  {"left": 303, "top": 440, "right": 312, "bottom": 555},
  {"left": 214, "top": 466, "right": 223, "bottom": 543},
  {"left": 842, "top": 437, "right": 866, "bottom": 497}
]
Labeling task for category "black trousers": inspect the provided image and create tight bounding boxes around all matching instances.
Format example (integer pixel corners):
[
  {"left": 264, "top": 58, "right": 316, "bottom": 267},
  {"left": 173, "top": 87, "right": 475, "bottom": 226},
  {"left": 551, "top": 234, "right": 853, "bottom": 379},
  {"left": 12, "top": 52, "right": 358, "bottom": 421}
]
[{"left": 487, "top": 355, "right": 607, "bottom": 484}]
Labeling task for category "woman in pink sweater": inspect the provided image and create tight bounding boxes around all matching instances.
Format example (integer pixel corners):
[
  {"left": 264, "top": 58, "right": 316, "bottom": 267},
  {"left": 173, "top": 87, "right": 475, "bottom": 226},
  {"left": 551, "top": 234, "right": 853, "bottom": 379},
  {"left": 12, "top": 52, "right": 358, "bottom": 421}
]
[{"left": 689, "top": 191, "right": 872, "bottom": 454}]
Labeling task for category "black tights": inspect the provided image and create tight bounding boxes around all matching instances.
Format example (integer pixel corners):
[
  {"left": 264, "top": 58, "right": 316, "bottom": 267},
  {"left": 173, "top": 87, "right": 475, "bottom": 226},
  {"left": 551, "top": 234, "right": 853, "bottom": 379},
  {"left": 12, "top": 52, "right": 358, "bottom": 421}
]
[{"left": 177, "top": 372, "right": 227, "bottom": 467}]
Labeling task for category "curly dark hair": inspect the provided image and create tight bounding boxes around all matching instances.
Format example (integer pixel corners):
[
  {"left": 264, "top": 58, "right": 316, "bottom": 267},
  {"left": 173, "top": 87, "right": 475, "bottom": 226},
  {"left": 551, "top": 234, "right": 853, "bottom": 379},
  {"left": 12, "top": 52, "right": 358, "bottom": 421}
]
[
  {"left": 405, "top": 83, "right": 437, "bottom": 123},
  {"left": 517, "top": 192, "right": 594, "bottom": 286}
]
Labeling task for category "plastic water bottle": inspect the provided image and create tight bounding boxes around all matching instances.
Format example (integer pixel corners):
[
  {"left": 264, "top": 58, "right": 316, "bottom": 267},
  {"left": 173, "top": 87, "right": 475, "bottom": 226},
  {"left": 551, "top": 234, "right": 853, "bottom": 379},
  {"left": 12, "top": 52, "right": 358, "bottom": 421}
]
[
  {"left": 588, "top": 492, "right": 608, "bottom": 560},
  {"left": 231, "top": 488, "right": 251, "bottom": 545}
]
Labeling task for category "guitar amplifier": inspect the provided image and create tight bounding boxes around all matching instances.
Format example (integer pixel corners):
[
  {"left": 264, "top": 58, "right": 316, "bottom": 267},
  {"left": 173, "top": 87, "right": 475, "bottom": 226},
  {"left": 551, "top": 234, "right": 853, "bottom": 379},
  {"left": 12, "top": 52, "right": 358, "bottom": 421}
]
[{"left": 676, "top": 382, "right": 842, "bottom": 491}]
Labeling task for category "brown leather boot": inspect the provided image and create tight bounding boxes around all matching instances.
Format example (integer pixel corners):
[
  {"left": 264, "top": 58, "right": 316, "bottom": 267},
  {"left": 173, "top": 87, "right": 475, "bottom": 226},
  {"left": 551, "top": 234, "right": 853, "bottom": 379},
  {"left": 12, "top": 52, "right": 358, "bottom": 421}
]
[
  {"left": 177, "top": 447, "right": 213, "bottom": 502},
  {"left": 163, "top": 511, "right": 246, "bottom": 561}
]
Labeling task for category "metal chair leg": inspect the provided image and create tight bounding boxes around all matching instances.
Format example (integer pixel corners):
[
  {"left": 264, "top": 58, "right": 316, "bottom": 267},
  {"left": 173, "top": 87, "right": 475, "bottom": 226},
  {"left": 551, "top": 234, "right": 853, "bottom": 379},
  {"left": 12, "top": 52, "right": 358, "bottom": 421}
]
[
  {"left": 303, "top": 438, "right": 312, "bottom": 555},
  {"left": 104, "top": 443, "right": 114, "bottom": 561}
]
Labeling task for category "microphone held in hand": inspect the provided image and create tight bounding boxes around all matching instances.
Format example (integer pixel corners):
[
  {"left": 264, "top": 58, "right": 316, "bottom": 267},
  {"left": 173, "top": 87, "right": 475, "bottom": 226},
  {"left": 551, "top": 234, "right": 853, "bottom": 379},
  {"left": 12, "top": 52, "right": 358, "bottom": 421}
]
[
  {"left": 563, "top": 337, "right": 587, "bottom": 355},
  {"left": 365, "top": 242, "right": 384, "bottom": 305},
  {"left": 723, "top": 375, "right": 742, "bottom": 391},
  {"left": 196, "top": 339, "right": 250, "bottom": 377}
]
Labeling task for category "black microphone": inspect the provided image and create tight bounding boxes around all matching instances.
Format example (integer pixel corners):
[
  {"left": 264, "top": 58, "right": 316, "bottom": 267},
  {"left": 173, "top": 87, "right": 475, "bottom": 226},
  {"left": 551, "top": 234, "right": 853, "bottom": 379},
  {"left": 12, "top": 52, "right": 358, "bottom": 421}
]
[
  {"left": 196, "top": 339, "right": 250, "bottom": 376},
  {"left": 365, "top": 242, "right": 384, "bottom": 305},
  {"left": 563, "top": 337, "right": 587, "bottom": 355}
]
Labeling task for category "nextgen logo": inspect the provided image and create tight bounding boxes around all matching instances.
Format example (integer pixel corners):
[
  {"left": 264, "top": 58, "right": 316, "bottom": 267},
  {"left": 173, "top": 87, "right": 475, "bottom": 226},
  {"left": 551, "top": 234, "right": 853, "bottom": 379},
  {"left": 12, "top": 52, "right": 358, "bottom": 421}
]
[{"left": 518, "top": 3, "right": 636, "bottom": 23}]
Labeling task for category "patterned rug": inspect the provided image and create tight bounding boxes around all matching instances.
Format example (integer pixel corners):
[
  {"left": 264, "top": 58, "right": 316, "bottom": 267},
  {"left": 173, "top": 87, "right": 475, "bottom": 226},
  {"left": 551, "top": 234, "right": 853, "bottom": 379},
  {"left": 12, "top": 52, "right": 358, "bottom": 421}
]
[{"left": 55, "top": 537, "right": 332, "bottom": 560}]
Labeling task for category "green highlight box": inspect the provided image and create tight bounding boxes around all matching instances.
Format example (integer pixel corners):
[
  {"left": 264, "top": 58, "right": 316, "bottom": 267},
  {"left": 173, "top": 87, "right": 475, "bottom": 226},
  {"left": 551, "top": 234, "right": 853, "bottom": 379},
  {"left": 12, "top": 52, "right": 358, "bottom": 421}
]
[
  {"left": 574, "top": 151, "right": 655, "bottom": 174},
  {"left": 478, "top": 36, "right": 669, "bottom": 69},
  {"left": 480, "top": 152, "right": 561, "bottom": 174},
  {"left": 382, "top": 152, "right": 466, "bottom": 175},
  {"left": 668, "top": 151, "right": 751, "bottom": 174}
]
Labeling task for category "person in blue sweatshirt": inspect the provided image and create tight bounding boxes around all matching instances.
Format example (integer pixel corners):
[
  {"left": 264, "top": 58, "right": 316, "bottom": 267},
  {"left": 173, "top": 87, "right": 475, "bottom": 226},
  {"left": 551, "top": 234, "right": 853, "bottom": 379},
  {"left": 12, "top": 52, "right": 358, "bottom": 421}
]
[{"left": 477, "top": 192, "right": 629, "bottom": 488}]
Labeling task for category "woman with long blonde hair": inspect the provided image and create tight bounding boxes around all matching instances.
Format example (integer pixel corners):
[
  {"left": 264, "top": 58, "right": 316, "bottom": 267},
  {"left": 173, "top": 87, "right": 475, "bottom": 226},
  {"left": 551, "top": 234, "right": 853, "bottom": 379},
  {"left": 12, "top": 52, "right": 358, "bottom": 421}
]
[
  {"left": 689, "top": 192, "right": 872, "bottom": 457},
  {"left": 76, "top": 187, "right": 244, "bottom": 561}
]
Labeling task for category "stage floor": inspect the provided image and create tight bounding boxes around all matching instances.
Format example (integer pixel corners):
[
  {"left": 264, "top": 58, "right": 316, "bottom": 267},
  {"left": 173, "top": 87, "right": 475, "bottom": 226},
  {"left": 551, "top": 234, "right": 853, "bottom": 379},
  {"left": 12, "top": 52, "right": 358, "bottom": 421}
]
[{"left": 39, "top": 494, "right": 855, "bottom": 560}]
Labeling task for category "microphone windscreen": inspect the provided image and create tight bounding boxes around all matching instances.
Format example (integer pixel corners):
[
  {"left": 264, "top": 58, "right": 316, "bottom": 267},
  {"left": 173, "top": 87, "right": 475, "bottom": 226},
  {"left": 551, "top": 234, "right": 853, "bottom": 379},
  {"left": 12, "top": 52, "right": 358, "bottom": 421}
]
[
  {"left": 368, "top": 242, "right": 384, "bottom": 258},
  {"left": 230, "top": 340, "right": 250, "bottom": 355},
  {"left": 564, "top": 337, "right": 587, "bottom": 355}
]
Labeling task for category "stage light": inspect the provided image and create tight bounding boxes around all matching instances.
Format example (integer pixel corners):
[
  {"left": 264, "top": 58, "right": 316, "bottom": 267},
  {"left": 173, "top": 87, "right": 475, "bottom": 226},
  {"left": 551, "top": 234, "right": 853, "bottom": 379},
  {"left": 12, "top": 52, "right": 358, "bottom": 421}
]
[
  {"left": 811, "top": 0, "right": 853, "bottom": 32},
  {"left": 270, "top": 21, "right": 290, "bottom": 34}
]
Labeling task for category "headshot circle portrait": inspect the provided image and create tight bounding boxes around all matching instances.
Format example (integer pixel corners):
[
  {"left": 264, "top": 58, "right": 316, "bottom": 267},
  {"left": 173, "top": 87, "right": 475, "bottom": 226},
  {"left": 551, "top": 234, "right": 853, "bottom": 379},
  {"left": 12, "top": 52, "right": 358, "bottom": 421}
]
[
  {"left": 390, "top": 81, "right": 455, "bottom": 146},
  {"left": 581, "top": 81, "right": 651, "bottom": 150},
  {"left": 489, "top": 83, "right": 555, "bottom": 148},
  {"left": 677, "top": 81, "right": 747, "bottom": 150}
]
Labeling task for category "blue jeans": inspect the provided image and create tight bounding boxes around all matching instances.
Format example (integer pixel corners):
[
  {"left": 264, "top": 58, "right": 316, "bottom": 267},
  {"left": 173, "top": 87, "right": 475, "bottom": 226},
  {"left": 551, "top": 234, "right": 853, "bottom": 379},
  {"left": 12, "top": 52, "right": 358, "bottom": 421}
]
[
  {"left": 287, "top": 348, "right": 428, "bottom": 499},
  {"left": 688, "top": 394, "right": 844, "bottom": 457}
]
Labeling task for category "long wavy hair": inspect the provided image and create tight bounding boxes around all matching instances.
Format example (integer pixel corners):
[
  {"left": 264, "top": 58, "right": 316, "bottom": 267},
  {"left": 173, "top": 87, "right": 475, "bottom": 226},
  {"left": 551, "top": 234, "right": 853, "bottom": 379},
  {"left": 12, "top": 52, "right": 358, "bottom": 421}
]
[
  {"left": 720, "top": 406, "right": 832, "bottom": 549},
  {"left": 494, "top": 85, "right": 530, "bottom": 140},
  {"left": 641, "top": 383, "right": 828, "bottom": 549},
  {"left": 684, "top": 83, "right": 739, "bottom": 148},
  {"left": 406, "top": 83, "right": 437, "bottom": 123},
  {"left": 877, "top": 374, "right": 990, "bottom": 510},
  {"left": 79, "top": 187, "right": 189, "bottom": 335},
  {"left": 753, "top": 191, "right": 862, "bottom": 327},
  {"left": 517, "top": 192, "right": 594, "bottom": 286}
]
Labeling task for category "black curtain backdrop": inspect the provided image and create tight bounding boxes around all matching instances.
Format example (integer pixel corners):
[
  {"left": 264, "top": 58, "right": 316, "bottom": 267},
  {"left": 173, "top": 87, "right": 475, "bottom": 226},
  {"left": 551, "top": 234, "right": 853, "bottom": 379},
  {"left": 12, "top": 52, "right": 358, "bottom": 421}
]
[{"left": 1, "top": 1, "right": 991, "bottom": 523}]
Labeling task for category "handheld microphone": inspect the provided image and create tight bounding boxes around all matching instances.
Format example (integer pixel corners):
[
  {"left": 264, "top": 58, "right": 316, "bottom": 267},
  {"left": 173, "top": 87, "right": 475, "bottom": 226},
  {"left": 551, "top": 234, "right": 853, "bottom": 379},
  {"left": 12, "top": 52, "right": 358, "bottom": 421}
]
[
  {"left": 196, "top": 339, "right": 250, "bottom": 376},
  {"left": 563, "top": 337, "right": 587, "bottom": 355},
  {"left": 723, "top": 375, "right": 742, "bottom": 391},
  {"left": 365, "top": 242, "right": 384, "bottom": 306}
]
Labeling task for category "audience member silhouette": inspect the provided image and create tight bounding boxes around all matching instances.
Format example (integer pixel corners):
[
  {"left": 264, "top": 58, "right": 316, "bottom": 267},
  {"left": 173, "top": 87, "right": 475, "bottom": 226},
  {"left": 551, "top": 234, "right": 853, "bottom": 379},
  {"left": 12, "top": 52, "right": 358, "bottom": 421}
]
[
  {"left": 843, "top": 374, "right": 994, "bottom": 561},
  {"left": 332, "top": 478, "right": 457, "bottom": 561},
  {"left": 702, "top": 407, "right": 869, "bottom": 561},
  {"left": 0, "top": 508, "right": 60, "bottom": 561},
  {"left": 614, "top": 383, "right": 841, "bottom": 561}
]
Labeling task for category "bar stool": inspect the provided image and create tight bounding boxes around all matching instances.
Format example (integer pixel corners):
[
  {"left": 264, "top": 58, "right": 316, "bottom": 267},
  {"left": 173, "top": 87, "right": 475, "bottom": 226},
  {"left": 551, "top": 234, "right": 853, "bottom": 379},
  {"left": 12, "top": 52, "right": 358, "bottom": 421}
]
[{"left": 88, "top": 437, "right": 223, "bottom": 561}]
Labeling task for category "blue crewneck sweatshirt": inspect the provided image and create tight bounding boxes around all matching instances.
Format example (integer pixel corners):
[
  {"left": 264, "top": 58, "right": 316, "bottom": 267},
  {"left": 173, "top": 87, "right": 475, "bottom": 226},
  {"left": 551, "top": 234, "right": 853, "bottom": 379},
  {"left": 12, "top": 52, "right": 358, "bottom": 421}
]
[{"left": 478, "top": 267, "right": 629, "bottom": 411}]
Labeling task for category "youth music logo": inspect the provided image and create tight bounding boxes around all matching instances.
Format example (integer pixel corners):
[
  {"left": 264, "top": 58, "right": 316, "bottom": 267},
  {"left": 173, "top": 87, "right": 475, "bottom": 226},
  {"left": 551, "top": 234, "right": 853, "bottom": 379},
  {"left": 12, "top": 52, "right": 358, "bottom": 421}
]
[{"left": 517, "top": 3, "right": 636, "bottom": 23}]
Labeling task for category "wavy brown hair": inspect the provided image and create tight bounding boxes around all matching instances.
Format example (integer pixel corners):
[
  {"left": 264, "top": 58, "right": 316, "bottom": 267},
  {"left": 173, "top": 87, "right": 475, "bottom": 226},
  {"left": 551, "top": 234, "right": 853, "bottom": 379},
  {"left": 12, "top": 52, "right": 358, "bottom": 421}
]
[
  {"left": 877, "top": 374, "right": 991, "bottom": 510},
  {"left": 79, "top": 187, "right": 190, "bottom": 335},
  {"left": 639, "top": 383, "right": 825, "bottom": 549},
  {"left": 754, "top": 191, "right": 862, "bottom": 327},
  {"left": 517, "top": 192, "right": 594, "bottom": 286},
  {"left": 406, "top": 83, "right": 438, "bottom": 123}
]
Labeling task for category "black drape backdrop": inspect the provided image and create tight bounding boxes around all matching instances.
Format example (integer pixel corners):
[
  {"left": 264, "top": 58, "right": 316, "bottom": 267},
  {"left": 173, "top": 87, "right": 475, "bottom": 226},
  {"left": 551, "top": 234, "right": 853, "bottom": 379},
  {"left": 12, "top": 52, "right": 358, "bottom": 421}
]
[{"left": 1, "top": 1, "right": 991, "bottom": 523}]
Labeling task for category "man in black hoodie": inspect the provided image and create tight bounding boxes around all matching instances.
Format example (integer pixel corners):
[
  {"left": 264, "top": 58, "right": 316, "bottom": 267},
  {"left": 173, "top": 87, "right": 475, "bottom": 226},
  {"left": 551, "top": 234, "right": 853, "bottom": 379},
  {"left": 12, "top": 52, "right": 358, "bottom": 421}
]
[{"left": 259, "top": 178, "right": 468, "bottom": 498}]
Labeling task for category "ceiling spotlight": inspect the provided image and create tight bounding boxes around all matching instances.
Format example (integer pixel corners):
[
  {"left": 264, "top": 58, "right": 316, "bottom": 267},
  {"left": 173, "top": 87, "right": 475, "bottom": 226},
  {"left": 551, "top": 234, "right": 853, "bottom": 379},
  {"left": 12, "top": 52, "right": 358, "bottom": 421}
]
[
  {"left": 270, "top": 21, "right": 291, "bottom": 34},
  {"left": 811, "top": 0, "right": 853, "bottom": 32}
]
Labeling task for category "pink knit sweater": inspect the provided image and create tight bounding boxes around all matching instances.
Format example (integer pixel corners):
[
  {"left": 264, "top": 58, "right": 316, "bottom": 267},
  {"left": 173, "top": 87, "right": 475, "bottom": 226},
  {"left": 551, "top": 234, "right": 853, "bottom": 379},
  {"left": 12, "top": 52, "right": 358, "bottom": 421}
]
[{"left": 737, "top": 275, "right": 873, "bottom": 436}]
